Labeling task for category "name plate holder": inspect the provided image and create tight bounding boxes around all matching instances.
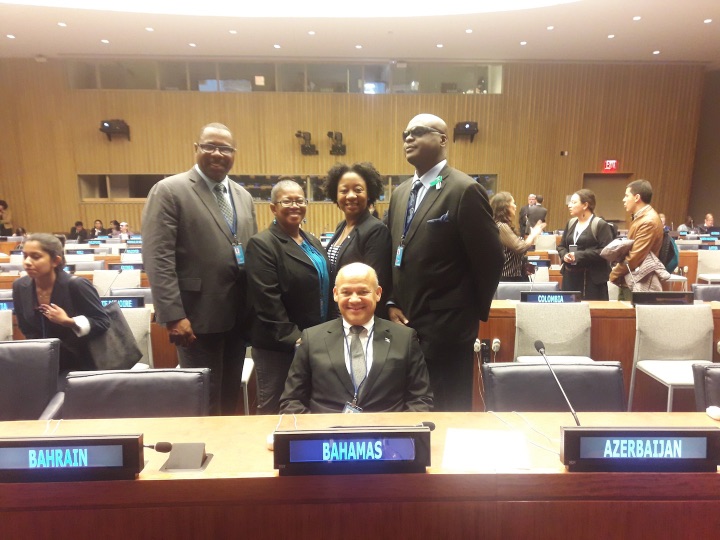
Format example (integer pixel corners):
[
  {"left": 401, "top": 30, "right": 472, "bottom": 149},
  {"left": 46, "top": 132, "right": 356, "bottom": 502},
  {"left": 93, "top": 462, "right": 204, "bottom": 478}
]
[
  {"left": 562, "top": 427, "right": 720, "bottom": 472},
  {"left": 273, "top": 426, "right": 431, "bottom": 476},
  {"left": 521, "top": 291, "right": 581, "bottom": 303},
  {"left": 0, "top": 434, "right": 144, "bottom": 482}
]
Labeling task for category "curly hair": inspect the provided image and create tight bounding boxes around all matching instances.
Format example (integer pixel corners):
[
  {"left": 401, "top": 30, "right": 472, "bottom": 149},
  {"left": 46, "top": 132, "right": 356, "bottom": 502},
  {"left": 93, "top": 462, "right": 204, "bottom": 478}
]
[
  {"left": 323, "top": 162, "right": 384, "bottom": 205},
  {"left": 490, "top": 191, "right": 516, "bottom": 227}
]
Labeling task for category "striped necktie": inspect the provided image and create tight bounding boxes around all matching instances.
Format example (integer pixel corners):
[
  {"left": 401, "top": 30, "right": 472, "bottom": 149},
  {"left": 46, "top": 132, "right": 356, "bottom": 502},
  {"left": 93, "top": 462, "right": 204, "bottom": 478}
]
[
  {"left": 349, "top": 325, "right": 366, "bottom": 389},
  {"left": 404, "top": 181, "right": 422, "bottom": 232},
  {"left": 213, "top": 183, "right": 233, "bottom": 226}
]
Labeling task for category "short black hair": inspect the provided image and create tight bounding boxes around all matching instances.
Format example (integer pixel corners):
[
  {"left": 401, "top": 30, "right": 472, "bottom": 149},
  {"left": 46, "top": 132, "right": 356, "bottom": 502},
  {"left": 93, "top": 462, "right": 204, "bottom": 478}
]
[
  {"left": 323, "top": 162, "right": 384, "bottom": 205},
  {"left": 627, "top": 180, "right": 653, "bottom": 204},
  {"left": 74, "top": 221, "right": 84, "bottom": 227}
]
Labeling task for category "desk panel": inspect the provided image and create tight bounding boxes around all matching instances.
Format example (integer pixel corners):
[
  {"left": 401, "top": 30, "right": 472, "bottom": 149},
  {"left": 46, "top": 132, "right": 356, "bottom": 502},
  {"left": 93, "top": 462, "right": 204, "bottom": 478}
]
[{"left": 1, "top": 413, "right": 718, "bottom": 539}]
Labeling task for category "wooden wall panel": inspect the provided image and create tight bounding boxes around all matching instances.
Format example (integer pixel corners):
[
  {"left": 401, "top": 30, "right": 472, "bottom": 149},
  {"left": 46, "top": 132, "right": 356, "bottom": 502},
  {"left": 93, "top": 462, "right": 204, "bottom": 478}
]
[{"left": 0, "top": 59, "right": 704, "bottom": 237}]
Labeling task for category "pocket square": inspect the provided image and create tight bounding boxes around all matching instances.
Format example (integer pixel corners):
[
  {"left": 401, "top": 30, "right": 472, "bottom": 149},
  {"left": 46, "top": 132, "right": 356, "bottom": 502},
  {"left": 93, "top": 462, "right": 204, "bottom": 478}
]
[{"left": 427, "top": 211, "right": 450, "bottom": 224}]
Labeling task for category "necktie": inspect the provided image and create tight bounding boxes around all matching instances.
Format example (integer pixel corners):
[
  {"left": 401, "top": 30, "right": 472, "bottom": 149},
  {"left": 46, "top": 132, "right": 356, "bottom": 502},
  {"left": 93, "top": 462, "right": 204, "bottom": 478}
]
[
  {"left": 213, "top": 183, "right": 234, "bottom": 226},
  {"left": 349, "top": 325, "right": 366, "bottom": 389},
  {"left": 404, "top": 181, "right": 422, "bottom": 233}
]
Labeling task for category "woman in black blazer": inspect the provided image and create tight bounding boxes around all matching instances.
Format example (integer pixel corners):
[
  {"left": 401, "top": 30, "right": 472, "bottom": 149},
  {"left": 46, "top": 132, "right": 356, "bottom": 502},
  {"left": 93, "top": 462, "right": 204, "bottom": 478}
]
[
  {"left": 323, "top": 162, "right": 392, "bottom": 318},
  {"left": 557, "top": 189, "right": 615, "bottom": 300},
  {"left": 13, "top": 233, "right": 110, "bottom": 373},
  {"left": 245, "top": 179, "right": 331, "bottom": 415}
]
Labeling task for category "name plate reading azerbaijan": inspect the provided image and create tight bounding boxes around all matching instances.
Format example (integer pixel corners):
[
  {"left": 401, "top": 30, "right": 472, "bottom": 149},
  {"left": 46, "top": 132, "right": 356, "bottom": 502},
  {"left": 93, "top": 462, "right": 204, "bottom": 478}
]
[
  {"left": 0, "top": 435, "right": 143, "bottom": 482},
  {"left": 562, "top": 427, "right": 720, "bottom": 472},
  {"left": 274, "top": 427, "right": 431, "bottom": 476}
]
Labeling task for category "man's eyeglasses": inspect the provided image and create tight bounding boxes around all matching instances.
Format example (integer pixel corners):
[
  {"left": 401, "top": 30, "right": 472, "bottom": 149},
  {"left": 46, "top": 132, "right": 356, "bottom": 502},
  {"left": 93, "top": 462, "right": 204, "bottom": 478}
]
[
  {"left": 197, "top": 143, "right": 236, "bottom": 156},
  {"left": 276, "top": 198, "right": 308, "bottom": 208},
  {"left": 402, "top": 126, "right": 444, "bottom": 142}
]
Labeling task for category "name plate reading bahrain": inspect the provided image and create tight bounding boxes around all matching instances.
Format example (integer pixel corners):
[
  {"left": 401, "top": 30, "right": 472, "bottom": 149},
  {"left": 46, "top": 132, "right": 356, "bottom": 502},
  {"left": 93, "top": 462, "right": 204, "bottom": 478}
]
[
  {"left": 0, "top": 435, "right": 144, "bottom": 482},
  {"left": 273, "top": 427, "right": 431, "bottom": 476},
  {"left": 562, "top": 427, "right": 720, "bottom": 472}
]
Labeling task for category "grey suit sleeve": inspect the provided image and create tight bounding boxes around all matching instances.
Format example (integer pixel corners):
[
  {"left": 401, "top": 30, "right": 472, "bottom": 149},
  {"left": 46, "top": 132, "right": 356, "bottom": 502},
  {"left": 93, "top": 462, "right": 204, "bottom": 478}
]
[
  {"left": 141, "top": 182, "right": 186, "bottom": 324},
  {"left": 403, "top": 330, "right": 433, "bottom": 412},
  {"left": 279, "top": 331, "right": 311, "bottom": 414}
]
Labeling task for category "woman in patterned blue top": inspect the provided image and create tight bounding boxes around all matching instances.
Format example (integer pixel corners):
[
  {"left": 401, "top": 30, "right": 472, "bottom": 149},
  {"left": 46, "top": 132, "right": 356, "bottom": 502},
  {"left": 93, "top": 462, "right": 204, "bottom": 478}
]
[{"left": 246, "top": 179, "right": 331, "bottom": 414}]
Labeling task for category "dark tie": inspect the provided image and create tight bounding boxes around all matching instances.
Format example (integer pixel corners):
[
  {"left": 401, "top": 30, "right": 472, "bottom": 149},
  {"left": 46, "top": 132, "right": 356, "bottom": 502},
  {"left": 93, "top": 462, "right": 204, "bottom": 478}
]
[
  {"left": 349, "top": 325, "right": 366, "bottom": 388},
  {"left": 213, "top": 183, "right": 233, "bottom": 225},
  {"left": 404, "top": 181, "right": 422, "bottom": 232}
]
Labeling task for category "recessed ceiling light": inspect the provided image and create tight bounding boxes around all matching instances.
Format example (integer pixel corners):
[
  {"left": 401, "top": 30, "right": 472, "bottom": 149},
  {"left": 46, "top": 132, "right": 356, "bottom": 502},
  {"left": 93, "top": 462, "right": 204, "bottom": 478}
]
[
  {"left": 547, "top": 26, "right": 554, "bottom": 30},
  {"left": 100, "top": 39, "right": 109, "bottom": 44},
  {"left": 308, "top": 31, "right": 316, "bottom": 35},
  {"left": 7, "top": 34, "right": 16, "bottom": 39},
  {"left": 145, "top": 27, "right": 154, "bottom": 32},
  {"left": 189, "top": 43, "right": 197, "bottom": 47},
  {"left": 608, "top": 34, "right": 615, "bottom": 39},
  {"left": 704, "top": 19, "right": 713, "bottom": 24},
  {"left": 57, "top": 22, "right": 67, "bottom": 27},
  {"left": 436, "top": 43, "right": 443, "bottom": 48},
  {"left": 653, "top": 50, "right": 660, "bottom": 55},
  {"left": 633, "top": 16, "right": 642, "bottom": 21},
  {"left": 520, "top": 41, "right": 527, "bottom": 46},
  {"left": 229, "top": 30, "right": 237, "bottom": 34},
  {"left": 355, "top": 44, "right": 362, "bottom": 49},
  {"left": 465, "top": 29, "right": 473, "bottom": 34},
  {"left": 273, "top": 44, "right": 281, "bottom": 49}
]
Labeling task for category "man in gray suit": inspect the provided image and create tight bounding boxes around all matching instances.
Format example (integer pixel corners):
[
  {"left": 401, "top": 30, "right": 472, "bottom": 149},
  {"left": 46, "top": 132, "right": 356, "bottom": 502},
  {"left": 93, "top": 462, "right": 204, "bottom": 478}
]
[
  {"left": 525, "top": 194, "right": 548, "bottom": 234},
  {"left": 280, "top": 263, "right": 432, "bottom": 414},
  {"left": 387, "top": 113, "right": 503, "bottom": 412},
  {"left": 142, "top": 122, "right": 257, "bottom": 415}
]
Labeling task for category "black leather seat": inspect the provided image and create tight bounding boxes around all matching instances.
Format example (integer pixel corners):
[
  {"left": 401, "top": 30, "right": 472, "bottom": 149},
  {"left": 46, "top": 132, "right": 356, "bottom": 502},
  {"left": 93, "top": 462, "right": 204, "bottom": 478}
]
[
  {"left": 0, "top": 338, "right": 61, "bottom": 420},
  {"left": 494, "top": 281, "right": 559, "bottom": 301},
  {"left": 692, "top": 284, "right": 720, "bottom": 302},
  {"left": 481, "top": 361, "right": 625, "bottom": 412},
  {"left": 49, "top": 368, "right": 211, "bottom": 419},
  {"left": 692, "top": 363, "right": 720, "bottom": 411}
]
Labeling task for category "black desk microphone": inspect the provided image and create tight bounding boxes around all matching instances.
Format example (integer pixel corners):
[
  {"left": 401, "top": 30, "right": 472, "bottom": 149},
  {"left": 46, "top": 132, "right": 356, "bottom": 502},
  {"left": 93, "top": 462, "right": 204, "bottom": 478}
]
[{"left": 534, "top": 340, "right": 580, "bottom": 426}]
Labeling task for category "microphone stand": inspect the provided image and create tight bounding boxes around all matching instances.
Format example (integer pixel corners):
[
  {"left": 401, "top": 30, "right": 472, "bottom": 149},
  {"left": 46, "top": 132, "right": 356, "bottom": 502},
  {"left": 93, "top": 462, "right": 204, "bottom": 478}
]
[{"left": 534, "top": 340, "right": 580, "bottom": 426}]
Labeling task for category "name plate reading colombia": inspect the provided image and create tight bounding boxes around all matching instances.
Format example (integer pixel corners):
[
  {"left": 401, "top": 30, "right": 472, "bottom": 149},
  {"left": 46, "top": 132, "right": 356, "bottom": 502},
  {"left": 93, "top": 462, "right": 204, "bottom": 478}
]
[
  {"left": 273, "top": 427, "right": 431, "bottom": 476},
  {"left": 562, "top": 427, "right": 720, "bottom": 472},
  {"left": 0, "top": 435, "right": 144, "bottom": 482},
  {"left": 521, "top": 291, "right": 581, "bottom": 303}
]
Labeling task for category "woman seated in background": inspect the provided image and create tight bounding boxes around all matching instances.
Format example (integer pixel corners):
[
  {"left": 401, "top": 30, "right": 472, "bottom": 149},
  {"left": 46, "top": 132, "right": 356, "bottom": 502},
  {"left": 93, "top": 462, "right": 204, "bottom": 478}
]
[
  {"left": 118, "top": 221, "right": 133, "bottom": 240},
  {"left": 323, "top": 162, "right": 392, "bottom": 317},
  {"left": 245, "top": 179, "right": 331, "bottom": 414},
  {"left": 12, "top": 233, "right": 110, "bottom": 373},
  {"left": 490, "top": 191, "right": 546, "bottom": 282},
  {"left": 89, "top": 219, "right": 107, "bottom": 238},
  {"left": 108, "top": 219, "right": 121, "bottom": 238},
  {"left": 557, "top": 189, "right": 614, "bottom": 300}
]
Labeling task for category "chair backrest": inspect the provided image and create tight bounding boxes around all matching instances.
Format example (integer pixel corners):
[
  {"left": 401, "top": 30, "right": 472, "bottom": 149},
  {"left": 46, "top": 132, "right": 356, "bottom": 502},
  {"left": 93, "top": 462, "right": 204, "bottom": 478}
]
[
  {"left": 534, "top": 235, "right": 557, "bottom": 251},
  {"left": 110, "top": 287, "right": 154, "bottom": 305},
  {"left": 514, "top": 302, "right": 591, "bottom": 360},
  {"left": 696, "top": 250, "right": 720, "bottom": 275},
  {"left": 60, "top": 368, "right": 211, "bottom": 419},
  {"left": 495, "top": 281, "right": 559, "bottom": 300},
  {"left": 0, "top": 289, "right": 12, "bottom": 300},
  {"left": 92, "top": 269, "right": 141, "bottom": 296},
  {"left": 634, "top": 304, "right": 713, "bottom": 362},
  {"left": 481, "top": 361, "right": 625, "bottom": 412},
  {"left": 65, "top": 254, "right": 96, "bottom": 263},
  {"left": 120, "top": 253, "right": 143, "bottom": 264},
  {"left": 120, "top": 307, "right": 152, "bottom": 366},
  {"left": 73, "top": 260, "right": 106, "bottom": 271},
  {"left": 0, "top": 310, "right": 13, "bottom": 341},
  {"left": 0, "top": 338, "right": 61, "bottom": 420},
  {"left": 0, "top": 263, "right": 23, "bottom": 273},
  {"left": 691, "top": 284, "right": 720, "bottom": 302},
  {"left": 692, "top": 364, "right": 720, "bottom": 411}
]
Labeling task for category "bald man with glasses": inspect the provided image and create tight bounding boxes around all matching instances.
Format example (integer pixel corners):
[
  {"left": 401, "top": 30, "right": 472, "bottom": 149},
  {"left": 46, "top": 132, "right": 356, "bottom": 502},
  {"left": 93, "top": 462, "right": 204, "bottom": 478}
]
[
  {"left": 386, "top": 113, "right": 503, "bottom": 412},
  {"left": 142, "top": 122, "right": 257, "bottom": 415}
]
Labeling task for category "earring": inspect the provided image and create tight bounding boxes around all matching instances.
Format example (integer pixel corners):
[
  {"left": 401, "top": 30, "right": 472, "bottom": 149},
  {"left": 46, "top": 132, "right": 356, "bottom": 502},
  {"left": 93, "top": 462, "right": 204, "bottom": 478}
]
[{"left": 273, "top": 218, "right": 277, "bottom": 224}]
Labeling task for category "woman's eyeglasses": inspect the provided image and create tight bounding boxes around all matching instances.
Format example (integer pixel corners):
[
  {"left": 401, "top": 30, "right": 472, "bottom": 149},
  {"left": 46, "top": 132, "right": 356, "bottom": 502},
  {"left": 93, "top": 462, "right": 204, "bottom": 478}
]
[{"left": 276, "top": 198, "right": 308, "bottom": 208}]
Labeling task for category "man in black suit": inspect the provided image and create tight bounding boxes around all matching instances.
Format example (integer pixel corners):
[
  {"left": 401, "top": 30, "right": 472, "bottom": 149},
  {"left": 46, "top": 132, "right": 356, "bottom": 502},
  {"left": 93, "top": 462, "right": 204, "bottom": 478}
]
[
  {"left": 142, "top": 122, "right": 257, "bottom": 415},
  {"left": 525, "top": 194, "right": 548, "bottom": 234},
  {"left": 518, "top": 194, "right": 536, "bottom": 235},
  {"left": 386, "top": 113, "right": 503, "bottom": 411},
  {"left": 280, "top": 263, "right": 432, "bottom": 414}
]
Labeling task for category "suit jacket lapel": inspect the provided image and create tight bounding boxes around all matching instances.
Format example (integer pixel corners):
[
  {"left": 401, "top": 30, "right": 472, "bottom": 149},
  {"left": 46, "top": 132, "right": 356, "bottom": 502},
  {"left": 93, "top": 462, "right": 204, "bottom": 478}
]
[
  {"left": 404, "top": 166, "right": 450, "bottom": 245},
  {"left": 324, "top": 320, "right": 355, "bottom": 396},
  {"left": 190, "top": 171, "right": 235, "bottom": 244},
  {"left": 270, "top": 223, "right": 316, "bottom": 269},
  {"left": 359, "top": 318, "right": 390, "bottom": 402}
]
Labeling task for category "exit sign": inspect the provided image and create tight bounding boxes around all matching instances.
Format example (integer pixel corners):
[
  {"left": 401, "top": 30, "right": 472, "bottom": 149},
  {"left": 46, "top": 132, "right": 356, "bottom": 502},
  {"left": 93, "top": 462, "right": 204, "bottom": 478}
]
[{"left": 602, "top": 159, "right": 619, "bottom": 173}]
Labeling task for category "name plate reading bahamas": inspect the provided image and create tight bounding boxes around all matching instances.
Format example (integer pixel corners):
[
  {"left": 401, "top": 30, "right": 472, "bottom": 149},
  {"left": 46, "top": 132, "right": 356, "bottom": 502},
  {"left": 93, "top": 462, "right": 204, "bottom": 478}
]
[
  {"left": 562, "top": 427, "right": 720, "bottom": 472},
  {"left": 0, "top": 435, "right": 143, "bottom": 482},
  {"left": 273, "top": 427, "right": 431, "bottom": 476}
]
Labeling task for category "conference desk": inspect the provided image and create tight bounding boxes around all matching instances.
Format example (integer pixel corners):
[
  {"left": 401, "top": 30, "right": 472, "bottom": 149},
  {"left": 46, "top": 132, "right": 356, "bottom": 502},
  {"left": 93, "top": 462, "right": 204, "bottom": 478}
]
[
  {"left": 1, "top": 412, "right": 719, "bottom": 539},
  {"left": 477, "top": 300, "right": 720, "bottom": 413}
]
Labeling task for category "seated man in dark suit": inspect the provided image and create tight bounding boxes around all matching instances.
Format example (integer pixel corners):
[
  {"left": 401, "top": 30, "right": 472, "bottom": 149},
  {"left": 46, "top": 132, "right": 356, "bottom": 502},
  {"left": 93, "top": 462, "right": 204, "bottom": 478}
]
[
  {"left": 280, "top": 262, "right": 433, "bottom": 414},
  {"left": 68, "top": 221, "right": 88, "bottom": 243}
]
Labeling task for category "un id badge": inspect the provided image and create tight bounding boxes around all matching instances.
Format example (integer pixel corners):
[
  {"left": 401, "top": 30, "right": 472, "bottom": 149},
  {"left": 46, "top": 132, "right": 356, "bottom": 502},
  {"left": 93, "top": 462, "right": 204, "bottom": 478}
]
[
  {"left": 234, "top": 244, "right": 245, "bottom": 267},
  {"left": 394, "top": 245, "right": 404, "bottom": 267},
  {"left": 343, "top": 402, "right": 363, "bottom": 414}
]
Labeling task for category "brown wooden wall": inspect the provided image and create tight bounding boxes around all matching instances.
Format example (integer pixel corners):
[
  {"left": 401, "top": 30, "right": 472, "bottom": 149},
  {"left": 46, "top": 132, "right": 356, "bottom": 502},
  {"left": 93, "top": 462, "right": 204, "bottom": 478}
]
[{"left": 0, "top": 59, "right": 704, "bottom": 236}]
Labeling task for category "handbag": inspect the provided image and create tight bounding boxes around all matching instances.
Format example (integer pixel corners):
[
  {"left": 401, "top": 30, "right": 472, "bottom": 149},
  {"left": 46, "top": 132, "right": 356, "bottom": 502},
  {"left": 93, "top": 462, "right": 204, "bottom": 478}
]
[{"left": 85, "top": 301, "right": 143, "bottom": 370}]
